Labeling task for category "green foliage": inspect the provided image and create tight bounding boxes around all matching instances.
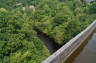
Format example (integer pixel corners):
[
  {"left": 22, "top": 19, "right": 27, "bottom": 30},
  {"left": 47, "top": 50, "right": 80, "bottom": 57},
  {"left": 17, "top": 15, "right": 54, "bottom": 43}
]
[
  {"left": 0, "top": 0, "right": 96, "bottom": 63},
  {"left": 0, "top": 10, "right": 50, "bottom": 63},
  {"left": 88, "top": 2, "right": 96, "bottom": 13},
  {"left": 33, "top": 0, "right": 96, "bottom": 45}
]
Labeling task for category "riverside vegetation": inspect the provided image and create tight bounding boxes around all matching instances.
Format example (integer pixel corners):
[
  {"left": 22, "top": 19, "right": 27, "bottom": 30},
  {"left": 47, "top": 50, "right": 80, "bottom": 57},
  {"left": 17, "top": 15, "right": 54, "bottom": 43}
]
[{"left": 0, "top": 0, "right": 96, "bottom": 63}]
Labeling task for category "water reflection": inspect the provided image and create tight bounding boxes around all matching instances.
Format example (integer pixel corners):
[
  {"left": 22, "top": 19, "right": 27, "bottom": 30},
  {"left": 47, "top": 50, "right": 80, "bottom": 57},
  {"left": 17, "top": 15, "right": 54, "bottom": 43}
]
[{"left": 73, "top": 33, "right": 96, "bottom": 63}]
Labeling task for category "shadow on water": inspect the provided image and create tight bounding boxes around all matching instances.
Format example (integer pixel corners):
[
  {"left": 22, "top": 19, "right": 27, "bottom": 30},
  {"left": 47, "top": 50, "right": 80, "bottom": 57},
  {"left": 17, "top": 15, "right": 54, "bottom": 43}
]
[{"left": 33, "top": 26, "right": 60, "bottom": 54}]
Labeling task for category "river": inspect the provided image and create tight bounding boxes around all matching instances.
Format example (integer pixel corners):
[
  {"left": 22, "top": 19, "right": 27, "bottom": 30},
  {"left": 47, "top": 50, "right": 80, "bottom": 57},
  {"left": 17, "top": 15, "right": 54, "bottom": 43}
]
[
  {"left": 33, "top": 27, "right": 59, "bottom": 54},
  {"left": 73, "top": 33, "right": 96, "bottom": 63}
]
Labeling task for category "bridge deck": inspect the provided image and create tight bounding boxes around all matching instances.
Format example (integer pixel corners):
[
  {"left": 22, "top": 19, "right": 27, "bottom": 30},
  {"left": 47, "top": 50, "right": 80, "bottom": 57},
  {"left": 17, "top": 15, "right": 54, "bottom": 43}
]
[{"left": 73, "top": 33, "right": 96, "bottom": 63}]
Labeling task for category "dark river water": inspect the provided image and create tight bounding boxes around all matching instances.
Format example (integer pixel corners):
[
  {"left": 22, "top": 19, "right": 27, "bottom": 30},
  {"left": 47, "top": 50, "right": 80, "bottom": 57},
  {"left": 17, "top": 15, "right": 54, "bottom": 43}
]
[
  {"left": 37, "top": 32, "right": 59, "bottom": 54},
  {"left": 73, "top": 33, "right": 96, "bottom": 63},
  {"left": 33, "top": 27, "right": 59, "bottom": 54}
]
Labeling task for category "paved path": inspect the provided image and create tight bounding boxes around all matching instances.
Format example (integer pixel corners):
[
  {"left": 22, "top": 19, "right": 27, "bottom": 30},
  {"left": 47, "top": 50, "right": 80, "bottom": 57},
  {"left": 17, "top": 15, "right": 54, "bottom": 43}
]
[{"left": 73, "top": 33, "right": 96, "bottom": 63}]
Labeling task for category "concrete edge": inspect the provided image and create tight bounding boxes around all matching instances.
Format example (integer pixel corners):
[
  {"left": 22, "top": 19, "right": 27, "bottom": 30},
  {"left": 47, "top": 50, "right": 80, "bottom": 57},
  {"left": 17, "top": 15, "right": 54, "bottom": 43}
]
[{"left": 42, "top": 20, "right": 96, "bottom": 63}]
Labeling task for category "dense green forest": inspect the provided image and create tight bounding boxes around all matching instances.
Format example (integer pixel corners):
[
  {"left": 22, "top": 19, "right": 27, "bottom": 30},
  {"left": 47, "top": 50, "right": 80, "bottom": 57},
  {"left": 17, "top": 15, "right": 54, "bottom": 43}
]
[
  {"left": 0, "top": 8, "right": 50, "bottom": 63},
  {"left": 0, "top": 0, "right": 96, "bottom": 63},
  {"left": 34, "top": 0, "right": 96, "bottom": 45}
]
